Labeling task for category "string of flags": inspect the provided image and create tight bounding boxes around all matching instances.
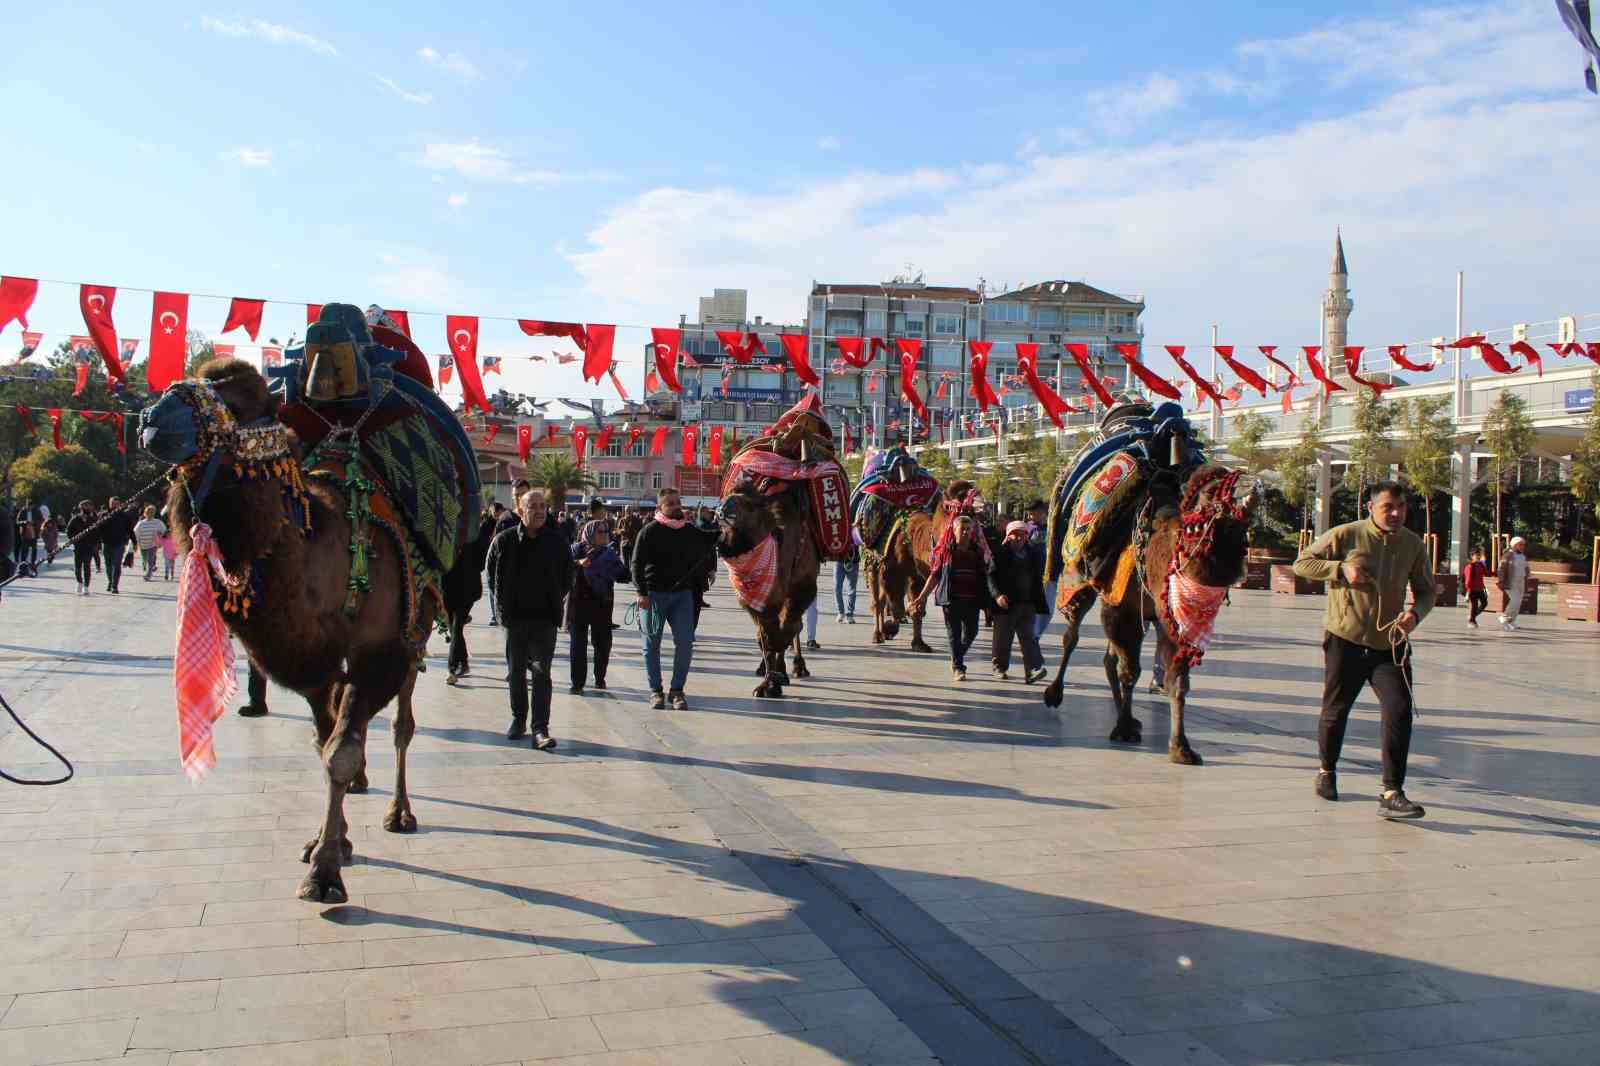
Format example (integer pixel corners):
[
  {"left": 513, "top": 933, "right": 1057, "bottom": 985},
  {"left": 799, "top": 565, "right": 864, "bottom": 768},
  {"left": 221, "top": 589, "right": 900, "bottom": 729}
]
[{"left": 10, "top": 402, "right": 128, "bottom": 453}]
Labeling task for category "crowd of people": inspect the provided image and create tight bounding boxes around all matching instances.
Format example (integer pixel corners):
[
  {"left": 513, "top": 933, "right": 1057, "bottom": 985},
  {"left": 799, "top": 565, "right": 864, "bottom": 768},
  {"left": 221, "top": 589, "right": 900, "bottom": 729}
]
[{"left": 0, "top": 487, "right": 175, "bottom": 597}]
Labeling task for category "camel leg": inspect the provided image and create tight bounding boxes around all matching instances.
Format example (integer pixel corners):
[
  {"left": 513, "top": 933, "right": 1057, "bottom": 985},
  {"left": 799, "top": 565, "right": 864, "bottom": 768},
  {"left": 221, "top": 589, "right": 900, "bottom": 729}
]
[
  {"left": 383, "top": 666, "right": 419, "bottom": 833},
  {"left": 791, "top": 635, "right": 810, "bottom": 680},
  {"left": 1165, "top": 646, "right": 1202, "bottom": 766},
  {"left": 754, "top": 619, "right": 785, "bottom": 698},
  {"left": 909, "top": 597, "right": 932, "bottom": 653},
  {"left": 1104, "top": 600, "right": 1145, "bottom": 745},
  {"left": 301, "top": 684, "right": 353, "bottom": 866},
  {"left": 299, "top": 692, "right": 370, "bottom": 903},
  {"left": 1042, "top": 589, "right": 1097, "bottom": 708}
]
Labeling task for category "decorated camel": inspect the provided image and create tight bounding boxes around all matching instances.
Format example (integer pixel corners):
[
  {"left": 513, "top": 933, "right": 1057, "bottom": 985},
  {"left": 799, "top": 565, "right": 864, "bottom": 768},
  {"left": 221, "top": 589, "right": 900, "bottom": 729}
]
[
  {"left": 717, "top": 394, "right": 853, "bottom": 698},
  {"left": 1039, "top": 400, "right": 1257, "bottom": 765},
  {"left": 141, "top": 304, "right": 480, "bottom": 902},
  {"left": 848, "top": 445, "right": 941, "bottom": 646},
  {"left": 869, "top": 479, "right": 982, "bottom": 653}
]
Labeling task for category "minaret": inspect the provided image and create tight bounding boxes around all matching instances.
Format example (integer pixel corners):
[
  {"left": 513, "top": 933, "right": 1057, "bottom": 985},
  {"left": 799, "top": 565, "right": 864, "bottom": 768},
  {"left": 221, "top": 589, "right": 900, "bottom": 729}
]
[{"left": 1322, "top": 228, "right": 1353, "bottom": 384}]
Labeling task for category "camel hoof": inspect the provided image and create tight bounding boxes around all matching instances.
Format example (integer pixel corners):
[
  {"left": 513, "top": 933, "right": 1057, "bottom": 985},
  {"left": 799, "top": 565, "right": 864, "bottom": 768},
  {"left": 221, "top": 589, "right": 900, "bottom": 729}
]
[
  {"left": 883, "top": 623, "right": 899, "bottom": 640},
  {"left": 792, "top": 664, "right": 811, "bottom": 680},
  {"left": 297, "top": 870, "right": 348, "bottom": 904},
  {"left": 871, "top": 632, "right": 885, "bottom": 644},
  {"left": 755, "top": 662, "right": 768, "bottom": 677},
  {"left": 383, "top": 807, "right": 418, "bottom": 833},
  {"left": 348, "top": 772, "right": 369, "bottom": 795},
  {"left": 1042, "top": 683, "right": 1064, "bottom": 708},
  {"left": 301, "top": 837, "right": 354, "bottom": 864},
  {"left": 754, "top": 680, "right": 786, "bottom": 699},
  {"left": 1169, "top": 745, "right": 1204, "bottom": 766},
  {"left": 1109, "top": 721, "right": 1143, "bottom": 744},
  {"left": 237, "top": 704, "right": 269, "bottom": 718},
  {"left": 910, "top": 640, "right": 933, "bottom": 653}
]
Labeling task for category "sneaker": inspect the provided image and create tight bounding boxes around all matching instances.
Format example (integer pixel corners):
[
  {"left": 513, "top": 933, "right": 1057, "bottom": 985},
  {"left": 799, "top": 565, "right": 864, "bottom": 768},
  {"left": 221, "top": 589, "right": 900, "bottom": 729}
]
[
  {"left": 1315, "top": 769, "right": 1338, "bottom": 802},
  {"left": 533, "top": 731, "right": 557, "bottom": 750},
  {"left": 649, "top": 691, "right": 666, "bottom": 710},
  {"left": 805, "top": 639, "right": 821, "bottom": 651},
  {"left": 1467, "top": 618, "right": 1478, "bottom": 628},
  {"left": 668, "top": 690, "right": 688, "bottom": 711},
  {"left": 445, "top": 674, "right": 461, "bottom": 687},
  {"left": 593, "top": 678, "right": 606, "bottom": 690},
  {"left": 505, "top": 721, "right": 528, "bottom": 740},
  {"left": 846, "top": 615, "right": 857, "bottom": 624},
  {"left": 1026, "top": 667, "right": 1048, "bottom": 684},
  {"left": 836, "top": 615, "right": 845, "bottom": 624},
  {"left": 1505, "top": 621, "right": 1519, "bottom": 631},
  {"left": 952, "top": 667, "right": 966, "bottom": 683},
  {"left": 1378, "top": 791, "right": 1425, "bottom": 819},
  {"left": 569, "top": 684, "right": 584, "bottom": 695},
  {"left": 993, "top": 668, "right": 1009, "bottom": 681}
]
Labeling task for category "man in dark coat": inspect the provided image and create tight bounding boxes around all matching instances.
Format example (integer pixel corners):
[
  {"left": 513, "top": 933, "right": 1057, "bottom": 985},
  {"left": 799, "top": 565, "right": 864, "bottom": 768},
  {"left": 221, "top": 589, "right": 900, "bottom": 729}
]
[
  {"left": 989, "top": 520, "right": 1048, "bottom": 683},
  {"left": 444, "top": 513, "right": 498, "bottom": 684},
  {"left": 97, "top": 496, "right": 136, "bottom": 594},
  {"left": 630, "top": 488, "right": 717, "bottom": 710},
  {"left": 486, "top": 489, "right": 574, "bottom": 749}
]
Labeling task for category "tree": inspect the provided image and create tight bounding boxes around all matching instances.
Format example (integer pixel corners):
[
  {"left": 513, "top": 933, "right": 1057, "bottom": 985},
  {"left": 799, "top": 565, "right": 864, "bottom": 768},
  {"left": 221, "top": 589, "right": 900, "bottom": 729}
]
[
  {"left": 529, "top": 453, "right": 597, "bottom": 510},
  {"left": 1482, "top": 391, "right": 1535, "bottom": 542},
  {"left": 1568, "top": 373, "right": 1600, "bottom": 524},
  {"left": 1228, "top": 411, "right": 1273, "bottom": 475},
  {"left": 8, "top": 441, "right": 116, "bottom": 509},
  {"left": 1277, "top": 417, "right": 1324, "bottom": 532},
  {"left": 1398, "top": 394, "right": 1455, "bottom": 539},
  {"left": 1342, "top": 391, "right": 1395, "bottom": 493}
]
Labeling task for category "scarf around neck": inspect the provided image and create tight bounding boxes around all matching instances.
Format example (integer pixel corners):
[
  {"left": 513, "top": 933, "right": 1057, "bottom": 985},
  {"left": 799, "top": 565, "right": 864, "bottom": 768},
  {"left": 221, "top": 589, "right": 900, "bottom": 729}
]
[{"left": 653, "top": 511, "right": 689, "bottom": 529}]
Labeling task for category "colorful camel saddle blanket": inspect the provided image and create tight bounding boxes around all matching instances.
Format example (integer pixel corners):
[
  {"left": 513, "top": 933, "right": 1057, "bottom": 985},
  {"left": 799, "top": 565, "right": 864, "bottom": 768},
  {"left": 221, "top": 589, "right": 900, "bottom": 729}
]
[
  {"left": 721, "top": 449, "right": 852, "bottom": 561},
  {"left": 851, "top": 446, "right": 938, "bottom": 516}
]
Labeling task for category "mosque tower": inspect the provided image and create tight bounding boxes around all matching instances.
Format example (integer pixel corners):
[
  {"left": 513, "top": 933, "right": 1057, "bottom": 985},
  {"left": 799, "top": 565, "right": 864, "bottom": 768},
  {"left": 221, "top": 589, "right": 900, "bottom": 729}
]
[{"left": 1322, "top": 228, "right": 1353, "bottom": 384}]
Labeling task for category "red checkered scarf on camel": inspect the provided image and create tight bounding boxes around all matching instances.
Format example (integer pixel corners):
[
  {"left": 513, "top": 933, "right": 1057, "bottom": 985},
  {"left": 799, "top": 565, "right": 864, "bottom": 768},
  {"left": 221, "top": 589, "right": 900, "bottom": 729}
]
[
  {"left": 724, "top": 532, "right": 780, "bottom": 610},
  {"left": 927, "top": 489, "right": 993, "bottom": 572},
  {"left": 174, "top": 521, "right": 239, "bottom": 780},
  {"left": 1161, "top": 467, "right": 1247, "bottom": 669}
]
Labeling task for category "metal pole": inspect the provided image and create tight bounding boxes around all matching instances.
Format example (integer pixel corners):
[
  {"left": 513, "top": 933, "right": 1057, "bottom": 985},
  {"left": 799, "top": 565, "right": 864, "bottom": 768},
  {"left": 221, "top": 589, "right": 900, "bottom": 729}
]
[
  {"left": 1453, "top": 271, "right": 1465, "bottom": 420},
  {"left": 1210, "top": 323, "right": 1221, "bottom": 440}
]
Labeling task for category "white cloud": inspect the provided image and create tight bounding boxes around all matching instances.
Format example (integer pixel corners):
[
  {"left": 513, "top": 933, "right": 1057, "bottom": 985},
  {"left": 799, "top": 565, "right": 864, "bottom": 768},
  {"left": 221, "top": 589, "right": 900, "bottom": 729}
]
[
  {"left": 1084, "top": 72, "right": 1183, "bottom": 129},
  {"left": 374, "top": 251, "right": 461, "bottom": 306},
  {"left": 817, "top": 135, "right": 841, "bottom": 151},
  {"left": 418, "top": 46, "right": 480, "bottom": 81},
  {"left": 223, "top": 147, "right": 272, "bottom": 167},
  {"left": 199, "top": 16, "right": 337, "bottom": 56},
  {"left": 419, "top": 139, "right": 606, "bottom": 185},
  {"left": 447, "top": 192, "right": 468, "bottom": 208},
  {"left": 567, "top": 2, "right": 1600, "bottom": 347},
  {"left": 373, "top": 74, "right": 433, "bottom": 105}
]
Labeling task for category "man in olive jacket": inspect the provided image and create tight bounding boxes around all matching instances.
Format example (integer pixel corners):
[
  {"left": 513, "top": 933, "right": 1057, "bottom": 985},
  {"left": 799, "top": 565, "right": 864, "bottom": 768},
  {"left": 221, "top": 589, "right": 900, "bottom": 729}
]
[
  {"left": 1293, "top": 480, "right": 1436, "bottom": 818},
  {"left": 487, "top": 489, "right": 574, "bottom": 749}
]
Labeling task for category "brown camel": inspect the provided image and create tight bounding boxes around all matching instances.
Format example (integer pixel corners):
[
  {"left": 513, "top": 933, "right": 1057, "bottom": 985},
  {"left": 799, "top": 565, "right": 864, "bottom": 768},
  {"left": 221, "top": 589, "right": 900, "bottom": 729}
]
[
  {"left": 868, "top": 480, "right": 973, "bottom": 653},
  {"left": 144, "top": 359, "right": 434, "bottom": 903},
  {"left": 716, "top": 484, "right": 819, "bottom": 698},
  {"left": 1041, "top": 464, "right": 1257, "bottom": 765}
]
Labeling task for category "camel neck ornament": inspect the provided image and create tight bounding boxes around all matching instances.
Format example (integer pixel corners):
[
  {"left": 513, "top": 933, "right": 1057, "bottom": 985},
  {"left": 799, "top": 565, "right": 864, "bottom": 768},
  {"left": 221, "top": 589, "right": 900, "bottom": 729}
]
[
  {"left": 1154, "top": 466, "right": 1255, "bottom": 669},
  {"left": 168, "top": 380, "right": 312, "bottom": 537}
]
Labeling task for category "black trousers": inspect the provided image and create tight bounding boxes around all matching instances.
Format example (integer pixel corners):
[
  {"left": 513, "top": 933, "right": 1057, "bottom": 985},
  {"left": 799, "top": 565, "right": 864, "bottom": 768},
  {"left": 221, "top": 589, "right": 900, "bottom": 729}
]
[
  {"left": 73, "top": 550, "right": 94, "bottom": 587},
  {"left": 104, "top": 545, "right": 125, "bottom": 590},
  {"left": 247, "top": 662, "right": 268, "bottom": 709},
  {"left": 569, "top": 613, "right": 613, "bottom": 689},
  {"left": 1319, "top": 632, "right": 1414, "bottom": 791},
  {"left": 942, "top": 602, "right": 981, "bottom": 670},
  {"left": 447, "top": 608, "right": 470, "bottom": 676},
  {"left": 505, "top": 620, "right": 558, "bottom": 732},
  {"left": 1467, "top": 590, "right": 1488, "bottom": 624}
]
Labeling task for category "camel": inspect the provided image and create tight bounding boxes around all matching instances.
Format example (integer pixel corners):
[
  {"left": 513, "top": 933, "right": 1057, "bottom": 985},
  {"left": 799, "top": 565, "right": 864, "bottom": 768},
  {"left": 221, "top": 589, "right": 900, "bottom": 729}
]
[
  {"left": 144, "top": 358, "right": 442, "bottom": 903},
  {"left": 868, "top": 480, "right": 975, "bottom": 653},
  {"left": 717, "top": 484, "right": 820, "bottom": 697},
  {"left": 1041, "top": 463, "right": 1257, "bottom": 765}
]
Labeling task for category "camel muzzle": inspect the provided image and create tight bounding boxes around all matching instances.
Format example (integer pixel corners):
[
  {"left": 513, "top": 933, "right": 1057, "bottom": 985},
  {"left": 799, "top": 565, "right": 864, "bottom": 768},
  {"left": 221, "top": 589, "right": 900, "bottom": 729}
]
[{"left": 138, "top": 390, "right": 203, "bottom": 465}]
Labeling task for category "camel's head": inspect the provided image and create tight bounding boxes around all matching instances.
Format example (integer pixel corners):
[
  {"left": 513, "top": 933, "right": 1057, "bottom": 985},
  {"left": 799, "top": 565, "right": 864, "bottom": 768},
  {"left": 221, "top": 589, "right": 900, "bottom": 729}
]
[
  {"left": 139, "top": 358, "right": 284, "bottom": 469},
  {"left": 1173, "top": 464, "right": 1262, "bottom": 587},
  {"left": 717, "top": 486, "right": 780, "bottom": 559}
]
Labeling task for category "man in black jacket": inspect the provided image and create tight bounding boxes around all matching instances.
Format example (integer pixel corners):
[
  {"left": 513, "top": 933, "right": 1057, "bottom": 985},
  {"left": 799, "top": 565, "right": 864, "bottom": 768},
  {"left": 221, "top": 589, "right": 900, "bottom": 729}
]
[
  {"left": 630, "top": 487, "right": 717, "bottom": 710},
  {"left": 486, "top": 489, "right": 573, "bottom": 748},
  {"left": 989, "top": 520, "right": 1048, "bottom": 683},
  {"left": 98, "top": 496, "right": 136, "bottom": 594}
]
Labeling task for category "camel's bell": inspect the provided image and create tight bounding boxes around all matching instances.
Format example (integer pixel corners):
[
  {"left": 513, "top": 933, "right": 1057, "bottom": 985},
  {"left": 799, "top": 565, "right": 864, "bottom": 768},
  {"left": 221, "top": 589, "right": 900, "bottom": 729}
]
[
  {"left": 799, "top": 438, "right": 811, "bottom": 463},
  {"left": 1169, "top": 434, "right": 1181, "bottom": 467},
  {"left": 304, "top": 327, "right": 361, "bottom": 402},
  {"left": 895, "top": 462, "right": 908, "bottom": 483}
]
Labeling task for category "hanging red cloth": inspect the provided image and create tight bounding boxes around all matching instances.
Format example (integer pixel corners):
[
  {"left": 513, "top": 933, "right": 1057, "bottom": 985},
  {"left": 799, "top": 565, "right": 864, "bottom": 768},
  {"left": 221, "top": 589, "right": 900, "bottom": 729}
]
[
  {"left": 78, "top": 410, "right": 127, "bottom": 453},
  {"left": 681, "top": 424, "right": 700, "bottom": 466},
  {"left": 1214, "top": 345, "right": 1269, "bottom": 397},
  {"left": 47, "top": 408, "right": 63, "bottom": 450},
  {"left": 935, "top": 374, "right": 950, "bottom": 401},
  {"left": 14, "top": 404, "right": 36, "bottom": 435},
  {"left": 0, "top": 276, "right": 38, "bottom": 332},
  {"left": 1474, "top": 341, "right": 1520, "bottom": 375},
  {"left": 572, "top": 425, "right": 589, "bottom": 465},
  {"left": 1166, "top": 346, "right": 1225, "bottom": 407},
  {"left": 444, "top": 315, "right": 492, "bottom": 412},
  {"left": 546, "top": 424, "right": 559, "bottom": 443},
  {"left": 582, "top": 325, "right": 616, "bottom": 385},
  {"left": 1065, "top": 343, "right": 1115, "bottom": 408},
  {"left": 868, "top": 337, "right": 890, "bottom": 364},
  {"left": 1258, "top": 345, "right": 1300, "bottom": 388},
  {"left": 709, "top": 424, "right": 725, "bottom": 466},
  {"left": 307, "top": 304, "right": 322, "bottom": 325},
  {"left": 212, "top": 344, "right": 236, "bottom": 360},
  {"left": 1281, "top": 387, "right": 1296, "bottom": 414},
  {"left": 481, "top": 423, "right": 501, "bottom": 447},
  {"left": 895, "top": 339, "right": 927, "bottom": 420},
  {"left": 519, "top": 319, "right": 587, "bottom": 345},
  {"left": 1386, "top": 344, "right": 1432, "bottom": 373},
  {"left": 1549, "top": 342, "right": 1585, "bottom": 360},
  {"left": 516, "top": 424, "right": 534, "bottom": 461},
  {"left": 651, "top": 425, "right": 669, "bottom": 456},
  {"left": 778, "top": 334, "right": 819, "bottom": 387},
  {"left": 1114, "top": 344, "right": 1181, "bottom": 399},
  {"left": 147, "top": 291, "right": 188, "bottom": 392},
  {"left": 608, "top": 365, "right": 630, "bottom": 401},
  {"left": 627, "top": 424, "right": 644, "bottom": 451},
  {"left": 967, "top": 340, "right": 1000, "bottom": 411},
  {"left": 1016, "top": 343, "right": 1076, "bottom": 427},
  {"left": 866, "top": 373, "right": 878, "bottom": 394},
  {"left": 1343, "top": 347, "right": 1395, "bottom": 397},
  {"left": 78, "top": 284, "right": 125, "bottom": 385},
  {"left": 386, "top": 310, "right": 411, "bottom": 338},
  {"left": 645, "top": 369, "right": 660, "bottom": 393},
  {"left": 649, "top": 327, "right": 684, "bottom": 392},
  {"left": 1302, "top": 346, "right": 1344, "bottom": 397},
  {"left": 836, "top": 336, "right": 868, "bottom": 368},
  {"left": 595, "top": 425, "right": 614, "bottom": 452},
  {"left": 221, "top": 297, "right": 265, "bottom": 341},
  {"left": 73, "top": 357, "right": 90, "bottom": 396},
  {"left": 1508, "top": 341, "right": 1544, "bottom": 377}
]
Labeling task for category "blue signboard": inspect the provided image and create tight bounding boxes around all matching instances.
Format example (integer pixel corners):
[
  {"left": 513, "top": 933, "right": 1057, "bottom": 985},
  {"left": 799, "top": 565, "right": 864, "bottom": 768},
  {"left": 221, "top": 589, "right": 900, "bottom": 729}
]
[
  {"left": 1566, "top": 388, "right": 1594, "bottom": 413},
  {"left": 722, "top": 387, "right": 786, "bottom": 402}
]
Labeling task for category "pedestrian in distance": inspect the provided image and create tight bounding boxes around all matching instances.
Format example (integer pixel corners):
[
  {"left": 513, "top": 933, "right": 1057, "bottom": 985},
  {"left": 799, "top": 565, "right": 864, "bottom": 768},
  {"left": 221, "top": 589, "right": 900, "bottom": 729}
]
[
  {"left": 98, "top": 497, "right": 135, "bottom": 594},
  {"left": 488, "top": 482, "right": 531, "bottom": 626},
  {"left": 0, "top": 489, "right": 15, "bottom": 597},
  {"left": 1026, "top": 499, "right": 1055, "bottom": 639},
  {"left": 41, "top": 513, "right": 60, "bottom": 562},
  {"left": 568, "top": 519, "right": 626, "bottom": 694},
  {"left": 64, "top": 501, "right": 99, "bottom": 596},
  {"left": 631, "top": 487, "right": 718, "bottom": 710},
  {"left": 911, "top": 514, "right": 994, "bottom": 684},
  {"left": 834, "top": 541, "right": 860, "bottom": 623},
  {"left": 1496, "top": 536, "right": 1529, "bottom": 631},
  {"left": 990, "top": 520, "right": 1048, "bottom": 683},
  {"left": 1293, "top": 480, "right": 1436, "bottom": 819},
  {"left": 1462, "top": 547, "right": 1489, "bottom": 628},
  {"left": 133, "top": 505, "right": 167, "bottom": 581},
  {"left": 443, "top": 509, "right": 497, "bottom": 685},
  {"left": 487, "top": 489, "right": 574, "bottom": 749}
]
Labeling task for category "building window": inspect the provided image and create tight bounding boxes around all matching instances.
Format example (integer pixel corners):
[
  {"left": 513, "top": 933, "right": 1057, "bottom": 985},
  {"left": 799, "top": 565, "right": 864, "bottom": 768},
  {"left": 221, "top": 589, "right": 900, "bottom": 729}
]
[
  {"left": 830, "top": 316, "right": 860, "bottom": 336},
  {"left": 598, "top": 470, "right": 623, "bottom": 490},
  {"left": 605, "top": 438, "right": 623, "bottom": 457},
  {"left": 1035, "top": 307, "right": 1061, "bottom": 326},
  {"left": 985, "top": 303, "right": 1027, "bottom": 323},
  {"left": 1068, "top": 311, "right": 1100, "bottom": 330},
  {"left": 625, "top": 471, "right": 643, "bottom": 489},
  {"left": 865, "top": 310, "right": 885, "bottom": 330},
  {"left": 629, "top": 439, "right": 646, "bottom": 457},
  {"left": 932, "top": 314, "right": 961, "bottom": 336},
  {"left": 1109, "top": 311, "right": 1138, "bottom": 332},
  {"left": 893, "top": 313, "right": 925, "bottom": 337},
  {"left": 651, "top": 472, "right": 664, "bottom": 489}
]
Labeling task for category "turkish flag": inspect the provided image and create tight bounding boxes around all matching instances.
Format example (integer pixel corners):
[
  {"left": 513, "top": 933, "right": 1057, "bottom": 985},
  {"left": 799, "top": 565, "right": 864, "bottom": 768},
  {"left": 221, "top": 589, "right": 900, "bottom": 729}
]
[
  {"left": 682, "top": 424, "right": 700, "bottom": 466},
  {"left": 896, "top": 339, "right": 927, "bottom": 420},
  {"left": 1214, "top": 345, "right": 1269, "bottom": 397},
  {"left": 546, "top": 424, "right": 559, "bottom": 442},
  {"left": 445, "top": 315, "right": 491, "bottom": 412},
  {"left": 14, "top": 331, "right": 42, "bottom": 365},
  {"left": 968, "top": 341, "right": 1000, "bottom": 411},
  {"left": 935, "top": 375, "right": 949, "bottom": 401},
  {"left": 48, "top": 407, "right": 63, "bottom": 450},
  {"left": 709, "top": 424, "right": 725, "bottom": 466},
  {"left": 1387, "top": 344, "right": 1433, "bottom": 373},
  {"left": 516, "top": 424, "right": 534, "bottom": 461},
  {"left": 1549, "top": 342, "right": 1585, "bottom": 359},
  {"left": 779, "top": 333, "right": 820, "bottom": 387},
  {"left": 868, "top": 337, "right": 889, "bottom": 364},
  {"left": 573, "top": 425, "right": 589, "bottom": 465},
  {"left": 645, "top": 370, "right": 660, "bottom": 393},
  {"left": 1282, "top": 387, "right": 1296, "bottom": 414},
  {"left": 14, "top": 405, "right": 36, "bottom": 435},
  {"left": 650, "top": 425, "right": 668, "bottom": 456},
  {"left": 389, "top": 310, "right": 411, "bottom": 338},
  {"left": 518, "top": 319, "right": 587, "bottom": 345},
  {"left": 595, "top": 425, "right": 614, "bottom": 452},
  {"left": 78, "top": 284, "right": 124, "bottom": 385},
  {"left": 221, "top": 297, "right": 265, "bottom": 341},
  {"left": 627, "top": 424, "right": 643, "bottom": 451},
  {"left": 1065, "top": 343, "right": 1115, "bottom": 409},
  {"left": 1585, "top": 343, "right": 1600, "bottom": 367},
  {"left": 307, "top": 304, "right": 322, "bottom": 325},
  {"left": 836, "top": 336, "right": 867, "bottom": 368},
  {"left": 212, "top": 344, "right": 235, "bottom": 360},
  {"left": 73, "top": 359, "right": 89, "bottom": 397},
  {"left": 1114, "top": 344, "right": 1181, "bottom": 400},
  {"left": 583, "top": 324, "right": 616, "bottom": 385},
  {"left": 866, "top": 373, "right": 878, "bottom": 394},
  {"left": 1302, "top": 346, "right": 1344, "bottom": 397},
  {"left": 1259, "top": 345, "right": 1300, "bottom": 388},
  {"left": 146, "top": 291, "right": 188, "bottom": 392},
  {"left": 1509, "top": 340, "right": 1544, "bottom": 377},
  {"left": 1016, "top": 343, "right": 1076, "bottom": 427},
  {"left": 716, "top": 330, "right": 755, "bottom": 365},
  {"left": 1475, "top": 342, "right": 1520, "bottom": 375},
  {"left": 1166, "top": 346, "right": 1225, "bottom": 408},
  {"left": 1343, "top": 347, "right": 1395, "bottom": 397},
  {"left": 649, "top": 327, "right": 684, "bottom": 392},
  {"left": 437, "top": 353, "right": 454, "bottom": 385},
  {"left": 481, "top": 423, "right": 500, "bottom": 447},
  {"left": 608, "top": 366, "right": 630, "bottom": 402},
  {"left": 0, "top": 276, "right": 38, "bottom": 332}
]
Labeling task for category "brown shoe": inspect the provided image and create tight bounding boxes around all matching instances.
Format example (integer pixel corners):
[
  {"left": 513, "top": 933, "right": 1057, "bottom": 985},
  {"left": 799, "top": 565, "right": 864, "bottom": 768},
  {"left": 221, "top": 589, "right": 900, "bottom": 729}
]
[
  {"left": 668, "top": 690, "right": 688, "bottom": 711},
  {"left": 533, "top": 732, "right": 557, "bottom": 751},
  {"left": 648, "top": 691, "right": 666, "bottom": 710}
]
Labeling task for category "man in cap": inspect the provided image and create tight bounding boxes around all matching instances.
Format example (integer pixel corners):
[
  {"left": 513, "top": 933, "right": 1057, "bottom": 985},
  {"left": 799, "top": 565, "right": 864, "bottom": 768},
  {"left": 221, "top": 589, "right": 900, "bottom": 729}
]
[
  {"left": 1496, "top": 536, "right": 1529, "bottom": 631},
  {"left": 989, "top": 519, "right": 1048, "bottom": 683}
]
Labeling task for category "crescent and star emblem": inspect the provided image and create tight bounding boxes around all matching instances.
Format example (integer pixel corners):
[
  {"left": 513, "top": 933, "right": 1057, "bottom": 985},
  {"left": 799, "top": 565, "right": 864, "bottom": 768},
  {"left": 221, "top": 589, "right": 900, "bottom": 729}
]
[
  {"left": 452, "top": 329, "right": 471, "bottom": 351},
  {"left": 86, "top": 294, "right": 107, "bottom": 314},
  {"left": 159, "top": 311, "right": 180, "bottom": 333}
]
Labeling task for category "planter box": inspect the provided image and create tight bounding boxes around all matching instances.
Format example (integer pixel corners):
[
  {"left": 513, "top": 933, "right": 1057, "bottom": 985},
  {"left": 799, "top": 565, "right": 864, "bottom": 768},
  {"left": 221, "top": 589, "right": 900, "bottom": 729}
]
[
  {"left": 1271, "top": 564, "right": 1321, "bottom": 595},
  {"left": 1235, "top": 559, "right": 1273, "bottom": 590},
  {"left": 1530, "top": 561, "right": 1586, "bottom": 586},
  {"left": 1431, "top": 573, "right": 1458, "bottom": 609},
  {"left": 1487, "top": 577, "right": 1538, "bottom": 616},
  {"left": 1555, "top": 583, "right": 1600, "bottom": 623}
]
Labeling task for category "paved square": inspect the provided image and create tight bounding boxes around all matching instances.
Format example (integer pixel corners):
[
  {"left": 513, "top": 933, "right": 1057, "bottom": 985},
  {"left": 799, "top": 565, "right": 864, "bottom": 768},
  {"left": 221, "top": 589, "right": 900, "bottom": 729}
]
[{"left": 2, "top": 561, "right": 1598, "bottom": 1065}]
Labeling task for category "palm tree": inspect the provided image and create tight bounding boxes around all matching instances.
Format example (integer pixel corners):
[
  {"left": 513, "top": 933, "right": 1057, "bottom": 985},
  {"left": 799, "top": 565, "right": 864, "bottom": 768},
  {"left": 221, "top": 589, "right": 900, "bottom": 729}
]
[{"left": 529, "top": 453, "right": 597, "bottom": 511}]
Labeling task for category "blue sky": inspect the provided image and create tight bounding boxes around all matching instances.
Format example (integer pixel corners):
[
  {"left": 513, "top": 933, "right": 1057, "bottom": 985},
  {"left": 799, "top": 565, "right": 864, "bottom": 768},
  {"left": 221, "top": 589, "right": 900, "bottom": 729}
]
[{"left": 3, "top": 0, "right": 1597, "bottom": 403}]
